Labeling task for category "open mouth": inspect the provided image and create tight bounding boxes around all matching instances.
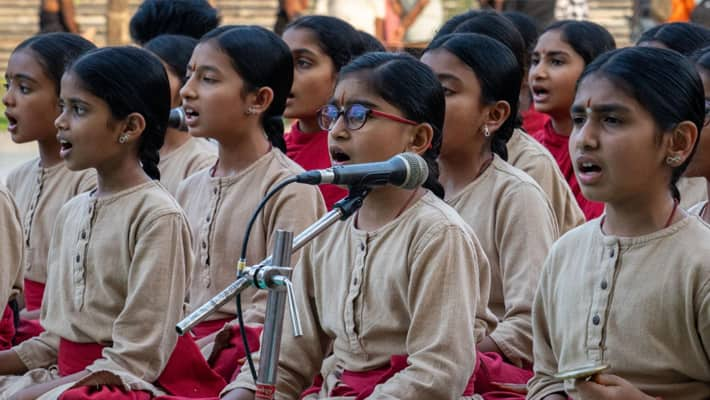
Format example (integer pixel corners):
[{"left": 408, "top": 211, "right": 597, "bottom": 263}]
[
  {"left": 5, "top": 113, "right": 17, "bottom": 132},
  {"left": 183, "top": 106, "right": 199, "bottom": 125},
  {"left": 531, "top": 85, "right": 550, "bottom": 101},
  {"left": 578, "top": 161, "right": 601, "bottom": 174},
  {"left": 330, "top": 148, "right": 351, "bottom": 165},
  {"left": 58, "top": 138, "right": 73, "bottom": 158}
]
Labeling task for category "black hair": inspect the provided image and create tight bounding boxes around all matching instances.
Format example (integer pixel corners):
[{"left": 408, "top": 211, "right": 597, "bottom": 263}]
[
  {"left": 692, "top": 46, "right": 710, "bottom": 71},
  {"left": 542, "top": 20, "right": 616, "bottom": 65},
  {"left": 358, "top": 30, "right": 386, "bottom": 52},
  {"left": 434, "top": 10, "right": 481, "bottom": 41},
  {"left": 68, "top": 47, "right": 170, "bottom": 180},
  {"left": 202, "top": 26, "right": 293, "bottom": 153},
  {"left": 580, "top": 47, "right": 704, "bottom": 201},
  {"left": 285, "top": 15, "right": 368, "bottom": 72},
  {"left": 13, "top": 32, "right": 96, "bottom": 95},
  {"left": 502, "top": 11, "right": 539, "bottom": 57},
  {"left": 339, "top": 52, "right": 445, "bottom": 198},
  {"left": 451, "top": 11, "right": 526, "bottom": 77},
  {"left": 426, "top": 33, "right": 521, "bottom": 161},
  {"left": 130, "top": 0, "right": 219, "bottom": 45},
  {"left": 638, "top": 22, "right": 710, "bottom": 56},
  {"left": 144, "top": 34, "right": 198, "bottom": 83}
]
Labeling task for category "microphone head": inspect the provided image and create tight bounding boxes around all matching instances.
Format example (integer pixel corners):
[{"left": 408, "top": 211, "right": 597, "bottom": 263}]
[
  {"left": 168, "top": 107, "right": 188, "bottom": 131},
  {"left": 395, "top": 152, "right": 429, "bottom": 190}
]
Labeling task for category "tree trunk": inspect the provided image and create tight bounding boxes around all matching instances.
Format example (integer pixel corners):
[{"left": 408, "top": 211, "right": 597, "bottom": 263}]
[{"left": 107, "top": 0, "right": 130, "bottom": 45}]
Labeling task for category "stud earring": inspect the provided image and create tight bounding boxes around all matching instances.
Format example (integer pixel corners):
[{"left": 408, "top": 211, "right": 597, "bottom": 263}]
[
  {"left": 666, "top": 155, "right": 682, "bottom": 166},
  {"left": 118, "top": 134, "right": 128, "bottom": 144},
  {"left": 483, "top": 125, "right": 490, "bottom": 137},
  {"left": 245, "top": 107, "right": 256, "bottom": 115}
]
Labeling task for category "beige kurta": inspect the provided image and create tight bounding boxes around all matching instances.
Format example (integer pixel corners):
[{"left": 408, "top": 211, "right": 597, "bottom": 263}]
[
  {"left": 528, "top": 216, "right": 710, "bottom": 400},
  {"left": 6, "top": 158, "right": 96, "bottom": 285},
  {"left": 176, "top": 149, "right": 326, "bottom": 324},
  {"left": 10, "top": 180, "right": 193, "bottom": 395},
  {"left": 158, "top": 137, "right": 217, "bottom": 196},
  {"left": 688, "top": 199, "right": 707, "bottom": 216},
  {"left": 227, "top": 191, "right": 496, "bottom": 399},
  {"left": 447, "top": 154, "right": 558, "bottom": 367},
  {"left": 507, "top": 128, "right": 585, "bottom": 234},
  {"left": 678, "top": 176, "right": 707, "bottom": 209},
  {"left": 0, "top": 184, "right": 23, "bottom": 310}
]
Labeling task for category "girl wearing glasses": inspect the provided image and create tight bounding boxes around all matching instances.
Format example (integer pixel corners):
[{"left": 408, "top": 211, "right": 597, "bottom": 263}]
[
  {"left": 685, "top": 46, "right": 710, "bottom": 221},
  {"left": 225, "top": 52, "right": 496, "bottom": 399},
  {"left": 421, "top": 33, "right": 558, "bottom": 397},
  {"left": 176, "top": 26, "right": 325, "bottom": 381}
]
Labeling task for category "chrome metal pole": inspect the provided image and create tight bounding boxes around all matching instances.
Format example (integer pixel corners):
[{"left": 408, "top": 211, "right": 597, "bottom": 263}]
[{"left": 256, "top": 230, "right": 293, "bottom": 397}]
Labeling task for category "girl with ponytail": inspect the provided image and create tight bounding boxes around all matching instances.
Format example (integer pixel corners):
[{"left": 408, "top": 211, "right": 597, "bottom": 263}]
[
  {"left": 421, "top": 33, "right": 558, "bottom": 398},
  {"left": 176, "top": 25, "right": 325, "bottom": 381},
  {"left": 0, "top": 46, "right": 227, "bottom": 399},
  {"left": 225, "top": 52, "right": 494, "bottom": 400}
]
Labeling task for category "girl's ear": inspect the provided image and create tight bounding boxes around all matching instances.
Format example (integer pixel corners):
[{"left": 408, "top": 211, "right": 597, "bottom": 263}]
[
  {"left": 407, "top": 122, "right": 434, "bottom": 155},
  {"left": 117, "top": 112, "right": 146, "bottom": 144},
  {"left": 248, "top": 86, "right": 275, "bottom": 115},
  {"left": 484, "top": 100, "right": 511, "bottom": 136},
  {"left": 666, "top": 121, "right": 698, "bottom": 165}
]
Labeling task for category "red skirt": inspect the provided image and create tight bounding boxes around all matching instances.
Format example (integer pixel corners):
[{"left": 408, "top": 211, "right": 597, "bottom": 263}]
[
  {"left": 190, "top": 319, "right": 263, "bottom": 382},
  {"left": 301, "top": 351, "right": 531, "bottom": 399},
  {"left": 300, "top": 355, "right": 474, "bottom": 399},
  {"left": 0, "top": 305, "right": 15, "bottom": 350},
  {"left": 14, "top": 279, "right": 46, "bottom": 344},
  {"left": 57, "top": 335, "right": 226, "bottom": 399}
]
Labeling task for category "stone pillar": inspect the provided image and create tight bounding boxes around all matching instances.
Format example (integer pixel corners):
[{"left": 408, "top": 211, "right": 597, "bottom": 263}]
[{"left": 107, "top": 0, "right": 130, "bottom": 45}]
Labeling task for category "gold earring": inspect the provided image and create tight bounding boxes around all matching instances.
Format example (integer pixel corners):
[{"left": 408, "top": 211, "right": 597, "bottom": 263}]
[{"left": 118, "top": 134, "right": 128, "bottom": 144}]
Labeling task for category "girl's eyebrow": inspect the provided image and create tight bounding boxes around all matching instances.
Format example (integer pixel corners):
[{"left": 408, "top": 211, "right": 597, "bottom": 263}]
[
  {"left": 437, "top": 73, "right": 462, "bottom": 85},
  {"left": 5, "top": 73, "right": 38, "bottom": 83},
  {"left": 292, "top": 48, "right": 318, "bottom": 57},
  {"left": 571, "top": 103, "right": 631, "bottom": 114}
]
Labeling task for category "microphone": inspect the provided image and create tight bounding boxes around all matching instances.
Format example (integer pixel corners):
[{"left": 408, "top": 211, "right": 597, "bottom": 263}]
[
  {"left": 295, "top": 152, "right": 429, "bottom": 190},
  {"left": 168, "top": 107, "right": 188, "bottom": 131}
]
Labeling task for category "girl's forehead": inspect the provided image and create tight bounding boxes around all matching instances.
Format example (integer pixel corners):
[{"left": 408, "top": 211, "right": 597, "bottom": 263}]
[
  {"left": 333, "top": 76, "right": 381, "bottom": 103},
  {"left": 534, "top": 30, "right": 573, "bottom": 53},
  {"left": 189, "top": 41, "right": 231, "bottom": 69}
]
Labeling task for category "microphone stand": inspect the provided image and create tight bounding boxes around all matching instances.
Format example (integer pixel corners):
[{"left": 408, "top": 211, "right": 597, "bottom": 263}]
[
  {"left": 175, "top": 187, "right": 369, "bottom": 335},
  {"left": 176, "top": 188, "right": 370, "bottom": 400}
]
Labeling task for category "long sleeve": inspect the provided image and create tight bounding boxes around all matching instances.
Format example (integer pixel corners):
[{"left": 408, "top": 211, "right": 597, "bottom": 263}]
[
  {"left": 489, "top": 184, "right": 558, "bottom": 367},
  {"left": 527, "top": 251, "right": 565, "bottom": 400},
  {"left": 366, "top": 225, "right": 479, "bottom": 399},
  {"left": 86, "top": 212, "right": 192, "bottom": 381},
  {"left": 13, "top": 330, "right": 61, "bottom": 370},
  {"left": 0, "top": 188, "right": 23, "bottom": 310},
  {"left": 242, "top": 180, "right": 326, "bottom": 326}
]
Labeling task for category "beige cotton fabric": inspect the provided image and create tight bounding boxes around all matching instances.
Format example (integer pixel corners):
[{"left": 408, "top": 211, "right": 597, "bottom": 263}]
[
  {"left": 227, "top": 191, "right": 496, "bottom": 400},
  {"left": 687, "top": 200, "right": 707, "bottom": 217},
  {"left": 507, "top": 128, "right": 585, "bottom": 234},
  {"left": 10, "top": 180, "right": 193, "bottom": 395},
  {"left": 158, "top": 137, "right": 217, "bottom": 196},
  {"left": 528, "top": 216, "right": 710, "bottom": 400},
  {"left": 678, "top": 176, "right": 707, "bottom": 209},
  {"left": 6, "top": 159, "right": 95, "bottom": 285},
  {"left": 0, "top": 184, "right": 23, "bottom": 310},
  {"left": 447, "top": 154, "right": 558, "bottom": 367},
  {"left": 176, "top": 149, "right": 326, "bottom": 324}
]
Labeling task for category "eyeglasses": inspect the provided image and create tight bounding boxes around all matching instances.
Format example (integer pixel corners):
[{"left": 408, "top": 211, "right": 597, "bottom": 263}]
[{"left": 317, "top": 103, "right": 418, "bottom": 131}]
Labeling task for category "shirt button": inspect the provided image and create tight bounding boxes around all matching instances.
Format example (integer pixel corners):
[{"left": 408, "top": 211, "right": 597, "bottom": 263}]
[
  {"left": 202, "top": 241, "right": 207, "bottom": 249},
  {"left": 609, "top": 249, "right": 615, "bottom": 257},
  {"left": 592, "top": 314, "right": 601, "bottom": 325},
  {"left": 359, "top": 243, "right": 365, "bottom": 251},
  {"left": 353, "top": 277, "right": 358, "bottom": 286},
  {"left": 75, "top": 254, "right": 81, "bottom": 263},
  {"left": 206, "top": 215, "right": 211, "bottom": 222},
  {"left": 213, "top": 187, "right": 218, "bottom": 194},
  {"left": 601, "top": 280, "right": 608, "bottom": 290},
  {"left": 81, "top": 231, "right": 87, "bottom": 240}
]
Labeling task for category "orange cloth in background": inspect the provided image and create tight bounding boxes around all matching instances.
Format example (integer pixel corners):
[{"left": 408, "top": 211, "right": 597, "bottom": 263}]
[{"left": 667, "top": 0, "right": 695, "bottom": 21}]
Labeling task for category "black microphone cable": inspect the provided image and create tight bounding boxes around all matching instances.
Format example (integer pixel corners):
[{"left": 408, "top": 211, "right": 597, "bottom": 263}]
[{"left": 236, "top": 176, "right": 298, "bottom": 382}]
